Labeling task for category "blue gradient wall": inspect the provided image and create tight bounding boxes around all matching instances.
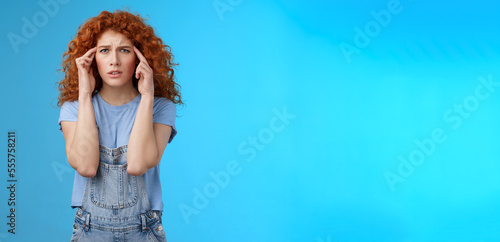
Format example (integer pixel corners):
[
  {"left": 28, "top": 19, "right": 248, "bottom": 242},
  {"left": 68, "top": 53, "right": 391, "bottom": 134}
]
[{"left": 1, "top": 0, "right": 500, "bottom": 241}]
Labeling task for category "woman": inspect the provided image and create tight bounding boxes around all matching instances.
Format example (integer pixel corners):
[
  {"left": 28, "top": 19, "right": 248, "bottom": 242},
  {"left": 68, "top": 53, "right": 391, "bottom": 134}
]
[{"left": 57, "top": 9, "right": 183, "bottom": 241}]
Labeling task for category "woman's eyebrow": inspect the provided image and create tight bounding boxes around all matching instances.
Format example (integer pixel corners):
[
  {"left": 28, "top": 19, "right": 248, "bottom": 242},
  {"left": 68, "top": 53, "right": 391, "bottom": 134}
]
[{"left": 97, "top": 45, "right": 133, "bottom": 48}]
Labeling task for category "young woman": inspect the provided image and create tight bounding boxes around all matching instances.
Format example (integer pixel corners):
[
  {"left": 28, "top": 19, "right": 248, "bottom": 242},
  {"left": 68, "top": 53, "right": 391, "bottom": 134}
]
[{"left": 57, "top": 9, "right": 183, "bottom": 241}]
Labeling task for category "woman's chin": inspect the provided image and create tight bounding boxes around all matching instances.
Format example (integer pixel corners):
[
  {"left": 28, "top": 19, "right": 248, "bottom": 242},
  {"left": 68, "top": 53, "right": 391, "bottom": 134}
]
[{"left": 102, "top": 77, "right": 133, "bottom": 88}]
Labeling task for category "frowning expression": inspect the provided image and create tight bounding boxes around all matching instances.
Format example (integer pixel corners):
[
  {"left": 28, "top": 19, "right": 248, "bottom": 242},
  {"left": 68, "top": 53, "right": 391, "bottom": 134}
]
[{"left": 95, "top": 29, "right": 138, "bottom": 88}]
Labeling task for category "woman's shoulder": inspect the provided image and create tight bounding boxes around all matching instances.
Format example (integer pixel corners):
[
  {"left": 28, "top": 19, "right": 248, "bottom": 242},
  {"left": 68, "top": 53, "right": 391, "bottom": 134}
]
[
  {"left": 152, "top": 96, "right": 176, "bottom": 117},
  {"left": 60, "top": 99, "right": 79, "bottom": 111},
  {"left": 61, "top": 93, "right": 101, "bottom": 110},
  {"left": 153, "top": 96, "right": 175, "bottom": 107}
]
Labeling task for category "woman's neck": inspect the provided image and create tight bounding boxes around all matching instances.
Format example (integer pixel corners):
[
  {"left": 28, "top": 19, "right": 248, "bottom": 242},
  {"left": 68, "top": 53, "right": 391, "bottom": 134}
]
[{"left": 99, "top": 84, "right": 139, "bottom": 106}]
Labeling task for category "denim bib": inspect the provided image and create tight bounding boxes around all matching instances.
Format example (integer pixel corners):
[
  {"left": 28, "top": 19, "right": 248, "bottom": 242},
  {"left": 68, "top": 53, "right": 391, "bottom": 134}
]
[{"left": 70, "top": 144, "right": 166, "bottom": 242}]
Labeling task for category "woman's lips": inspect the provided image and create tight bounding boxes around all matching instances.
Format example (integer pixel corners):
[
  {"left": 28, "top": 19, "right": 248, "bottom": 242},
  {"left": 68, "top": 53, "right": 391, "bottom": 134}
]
[{"left": 108, "top": 71, "right": 122, "bottom": 78}]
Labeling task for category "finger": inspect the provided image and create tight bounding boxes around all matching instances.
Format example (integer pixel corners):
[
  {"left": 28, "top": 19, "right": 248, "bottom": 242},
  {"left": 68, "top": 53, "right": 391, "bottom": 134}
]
[
  {"left": 82, "top": 56, "right": 93, "bottom": 63},
  {"left": 82, "top": 58, "right": 92, "bottom": 65},
  {"left": 137, "top": 62, "right": 152, "bottom": 74},
  {"left": 136, "top": 63, "right": 147, "bottom": 79},
  {"left": 137, "top": 66, "right": 148, "bottom": 80},
  {"left": 135, "top": 66, "right": 141, "bottom": 79},
  {"left": 77, "top": 59, "right": 88, "bottom": 67},
  {"left": 84, "top": 47, "right": 97, "bottom": 57},
  {"left": 133, "top": 46, "right": 148, "bottom": 64},
  {"left": 88, "top": 55, "right": 95, "bottom": 66}
]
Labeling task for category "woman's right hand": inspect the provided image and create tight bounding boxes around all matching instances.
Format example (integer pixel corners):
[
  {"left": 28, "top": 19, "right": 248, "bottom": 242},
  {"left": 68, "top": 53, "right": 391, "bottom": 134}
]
[{"left": 76, "top": 47, "right": 97, "bottom": 96}]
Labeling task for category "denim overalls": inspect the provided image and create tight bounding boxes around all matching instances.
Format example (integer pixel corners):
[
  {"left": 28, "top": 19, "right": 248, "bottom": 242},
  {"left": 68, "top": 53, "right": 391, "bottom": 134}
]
[{"left": 70, "top": 144, "right": 166, "bottom": 242}]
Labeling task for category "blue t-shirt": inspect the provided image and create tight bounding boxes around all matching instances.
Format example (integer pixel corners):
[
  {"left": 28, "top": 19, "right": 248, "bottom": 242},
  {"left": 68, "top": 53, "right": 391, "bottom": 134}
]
[{"left": 58, "top": 92, "right": 177, "bottom": 212}]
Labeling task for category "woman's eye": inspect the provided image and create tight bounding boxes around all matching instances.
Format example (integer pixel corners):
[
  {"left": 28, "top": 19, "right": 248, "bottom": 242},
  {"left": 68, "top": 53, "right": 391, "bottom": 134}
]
[{"left": 98, "top": 49, "right": 129, "bottom": 53}]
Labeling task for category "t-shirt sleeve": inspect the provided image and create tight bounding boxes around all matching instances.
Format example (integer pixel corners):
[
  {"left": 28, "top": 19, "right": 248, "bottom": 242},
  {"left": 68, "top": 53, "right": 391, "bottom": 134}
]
[
  {"left": 58, "top": 101, "right": 79, "bottom": 135},
  {"left": 153, "top": 98, "right": 177, "bottom": 143}
]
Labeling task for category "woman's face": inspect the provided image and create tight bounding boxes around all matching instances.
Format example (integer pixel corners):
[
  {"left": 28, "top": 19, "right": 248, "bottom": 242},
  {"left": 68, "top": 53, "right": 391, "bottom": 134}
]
[{"left": 95, "top": 29, "right": 138, "bottom": 88}]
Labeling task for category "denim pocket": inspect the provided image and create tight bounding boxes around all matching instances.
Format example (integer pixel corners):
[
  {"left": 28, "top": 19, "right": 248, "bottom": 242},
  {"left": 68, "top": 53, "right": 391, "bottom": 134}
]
[
  {"left": 90, "top": 162, "right": 138, "bottom": 208},
  {"left": 148, "top": 220, "right": 166, "bottom": 242},
  {"left": 70, "top": 219, "right": 83, "bottom": 242}
]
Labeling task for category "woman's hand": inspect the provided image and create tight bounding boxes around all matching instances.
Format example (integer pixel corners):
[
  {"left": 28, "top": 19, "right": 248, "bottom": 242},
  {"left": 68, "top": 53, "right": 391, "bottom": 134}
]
[
  {"left": 75, "top": 47, "right": 97, "bottom": 96},
  {"left": 133, "top": 46, "right": 154, "bottom": 96}
]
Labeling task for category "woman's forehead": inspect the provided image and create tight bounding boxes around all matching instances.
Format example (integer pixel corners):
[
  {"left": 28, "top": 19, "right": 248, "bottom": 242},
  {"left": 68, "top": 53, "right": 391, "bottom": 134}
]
[{"left": 97, "top": 30, "right": 132, "bottom": 45}]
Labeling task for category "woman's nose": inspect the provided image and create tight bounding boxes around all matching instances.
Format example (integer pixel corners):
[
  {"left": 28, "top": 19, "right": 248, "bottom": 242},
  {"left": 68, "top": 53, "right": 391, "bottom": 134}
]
[{"left": 110, "top": 51, "right": 120, "bottom": 66}]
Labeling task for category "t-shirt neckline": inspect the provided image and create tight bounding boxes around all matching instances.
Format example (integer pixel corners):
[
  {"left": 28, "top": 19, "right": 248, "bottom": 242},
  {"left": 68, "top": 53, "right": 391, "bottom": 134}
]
[{"left": 97, "top": 92, "right": 141, "bottom": 110}]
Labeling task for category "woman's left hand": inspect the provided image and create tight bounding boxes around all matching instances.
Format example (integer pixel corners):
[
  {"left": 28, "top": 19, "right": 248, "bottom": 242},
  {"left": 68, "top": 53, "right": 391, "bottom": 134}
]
[{"left": 133, "top": 46, "right": 154, "bottom": 96}]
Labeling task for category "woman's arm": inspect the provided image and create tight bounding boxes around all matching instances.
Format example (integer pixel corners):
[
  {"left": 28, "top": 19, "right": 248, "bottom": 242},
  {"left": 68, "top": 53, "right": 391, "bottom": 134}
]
[
  {"left": 127, "top": 46, "right": 172, "bottom": 176},
  {"left": 127, "top": 94, "right": 172, "bottom": 176},
  {"left": 61, "top": 47, "right": 100, "bottom": 178},
  {"left": 61, "top": 93, "right": 100, "bottom": 177}
]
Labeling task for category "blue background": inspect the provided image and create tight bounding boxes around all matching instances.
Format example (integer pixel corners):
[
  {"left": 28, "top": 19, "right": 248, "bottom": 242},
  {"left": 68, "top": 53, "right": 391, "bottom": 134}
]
[{"left": 1, "top": 0, "right": 500, "bottom": 241}]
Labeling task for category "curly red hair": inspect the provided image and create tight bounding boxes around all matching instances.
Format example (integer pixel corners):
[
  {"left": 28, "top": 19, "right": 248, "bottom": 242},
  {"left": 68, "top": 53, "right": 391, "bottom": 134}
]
[{"left": 57, "top": 9, "right": 183, "bottom": 107}]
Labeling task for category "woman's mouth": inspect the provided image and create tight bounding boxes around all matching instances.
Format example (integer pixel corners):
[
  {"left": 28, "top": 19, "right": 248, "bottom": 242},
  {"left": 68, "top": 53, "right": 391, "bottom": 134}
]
[{"left": 108, "top": 71, "right": 122, "bottom": 78}]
